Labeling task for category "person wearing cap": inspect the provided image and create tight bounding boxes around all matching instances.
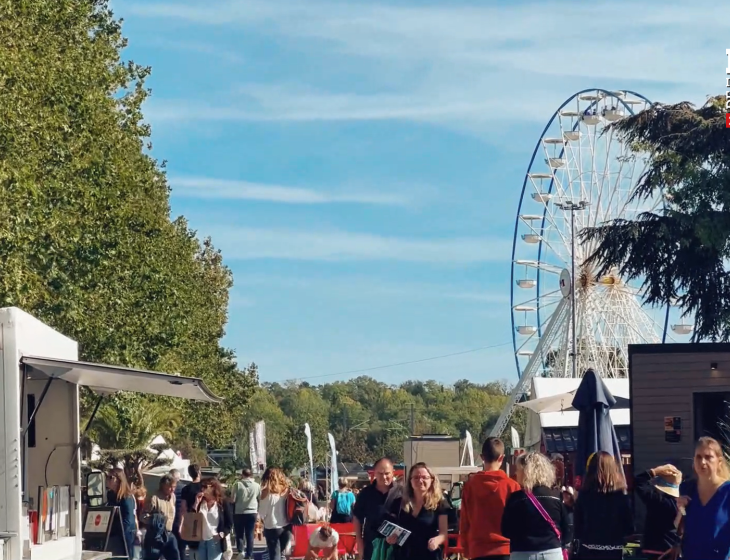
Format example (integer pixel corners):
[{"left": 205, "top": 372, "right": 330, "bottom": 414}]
[{"left": 634, "top": 464, "right": 680, "bottom": 560}]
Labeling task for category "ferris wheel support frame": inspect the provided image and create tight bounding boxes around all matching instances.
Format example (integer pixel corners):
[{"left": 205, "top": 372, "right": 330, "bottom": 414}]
[
  {"left": 490, "top": 297, "right": 571, "bottom": 438},
  {"left": 555, "top": 200, "right": 589, "bottom": 380}
]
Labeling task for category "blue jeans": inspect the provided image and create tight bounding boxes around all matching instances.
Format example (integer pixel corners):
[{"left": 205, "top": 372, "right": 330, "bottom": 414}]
[
  {"left": 143, "top": 538, "right": 180, "bottom": 560},
  {"left": 510, "top": 549, "right": 564, "bottom": 560},
  {"left": 196, "top": 538, "right": 223, "bottom": 560},
  {"left": 263, "top": 527, "right": 292, "bottom": 560},
  {"left": 234, "top": 513, "right": 257, "bottom": 558}
]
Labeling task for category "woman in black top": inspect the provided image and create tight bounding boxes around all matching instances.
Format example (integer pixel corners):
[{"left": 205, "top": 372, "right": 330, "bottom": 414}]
[
  {"left": 634, "top": 464, "right": 681, "bottom": 560},
  {"left": 502, "top": 452, "right": 569, "bottom": 560},
  {"left": 573, "top": 452, "right": 634, "bottom": 560},
  {"left": 385, "top": 462, "right": 449, "bottom": 560}
]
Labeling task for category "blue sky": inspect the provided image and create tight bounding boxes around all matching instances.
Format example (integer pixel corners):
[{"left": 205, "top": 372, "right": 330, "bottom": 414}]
[{"left": 113, "top": 0, "right": 728, "bottom": 386}]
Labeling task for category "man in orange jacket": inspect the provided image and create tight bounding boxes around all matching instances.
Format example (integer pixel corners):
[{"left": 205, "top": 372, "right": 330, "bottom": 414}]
[{"left": 459, "top": 437, "right": 521, "bottom": 560}]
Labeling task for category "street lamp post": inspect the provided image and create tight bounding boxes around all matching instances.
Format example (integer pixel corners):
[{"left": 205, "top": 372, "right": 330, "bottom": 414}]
[{"left": 555, "top": 200, "right": 589, "bottom": 379}]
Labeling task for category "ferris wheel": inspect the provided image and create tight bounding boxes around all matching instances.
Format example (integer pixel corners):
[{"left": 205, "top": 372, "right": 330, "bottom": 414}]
[{"left": 491, "top": 88, "right": 694, "bottom": 437}]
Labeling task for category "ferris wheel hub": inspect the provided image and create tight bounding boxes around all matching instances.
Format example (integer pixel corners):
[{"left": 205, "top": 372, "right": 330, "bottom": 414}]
[{"left": 559, "top": 269, "right": 572, "bottom": 298}]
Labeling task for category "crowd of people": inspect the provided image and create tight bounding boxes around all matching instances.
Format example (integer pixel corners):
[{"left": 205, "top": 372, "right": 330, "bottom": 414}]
[
  {"left": 456, "top": 435, "right": 730, "bottom": 560},
  {"left": 103, "top": 434, "right": 730, "bottom": 560}
]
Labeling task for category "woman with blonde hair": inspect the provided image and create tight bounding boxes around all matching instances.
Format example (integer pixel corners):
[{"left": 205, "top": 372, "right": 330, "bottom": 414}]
[
  {"left": 679, "top": 436, "right": 730, "bottom": 559},
  {"left": 502, "top": 452, "right": 569, "bottom": 560},
  {"left": 573, "top": 451, "right": 633, "bottom": 559},
  {"left": 384, "top": 462, "right": 448, "bottom": 560},
  {"left": 258, "top": 467, "right": 292, "bottom": 560}
]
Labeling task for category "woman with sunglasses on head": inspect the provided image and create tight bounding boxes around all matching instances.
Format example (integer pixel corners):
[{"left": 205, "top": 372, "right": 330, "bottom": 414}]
[
  {"left": 384, "top": 462, "right": 449, "bottom": 560},
  {"left": 679, "top": 437, "right": 730, "bottom": 560},
  {"left": 105, "top": 468, "right": 138, "bottom": 560},
  {"left": 191, "top": 478, "right": 233, "bottom": 560}
]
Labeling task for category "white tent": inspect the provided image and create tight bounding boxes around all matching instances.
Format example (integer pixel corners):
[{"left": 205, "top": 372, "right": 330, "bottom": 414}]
[
  {"left": 145, "top": 435, "right": 191, "bottom": 479},
  {"left": 523, "top": 378, "right": 630, "bottom": 449}
]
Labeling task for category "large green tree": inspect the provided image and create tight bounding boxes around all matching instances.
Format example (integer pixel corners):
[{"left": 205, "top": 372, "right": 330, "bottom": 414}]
[
  {"left": 582, "top": 95, "right": 730, "bottom": 341},
  {"left": 249, "top": 376, "right": 517, "bottom": 469},
  {"left": 0, "top": 0, "right": 256, "bottom": 449}
]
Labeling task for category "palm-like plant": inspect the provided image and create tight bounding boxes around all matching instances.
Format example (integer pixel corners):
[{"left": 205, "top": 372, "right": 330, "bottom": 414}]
[
  {"left": 86, "top": 398, "right": 183, "bottom": 486},
  {"left": 89, "top": 400, "right": 182, "bottom": 450}
]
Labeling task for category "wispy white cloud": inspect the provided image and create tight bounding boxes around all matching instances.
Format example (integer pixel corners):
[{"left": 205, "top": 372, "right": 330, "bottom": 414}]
[
  {"left": 141, "top": 38, "right": 244, "bottom": 63},
  {"left": 170, "top": 176, "right": 411, "bottom": 206},
  {"left": 131, "top": 0, "right": 728, "bottom": 131},
  {"left": 205, "top": 226, "right": 510, "bottom": 263}
]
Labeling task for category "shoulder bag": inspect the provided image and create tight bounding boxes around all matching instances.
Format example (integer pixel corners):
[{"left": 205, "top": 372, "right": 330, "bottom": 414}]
[{"left": 525, "top": 492, "right": 569, "bottom": 560}]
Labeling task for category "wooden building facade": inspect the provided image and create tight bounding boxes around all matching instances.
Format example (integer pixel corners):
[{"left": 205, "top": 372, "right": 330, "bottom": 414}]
[{"left": 629, "top": 343, "right": 730, "bottom": 477}]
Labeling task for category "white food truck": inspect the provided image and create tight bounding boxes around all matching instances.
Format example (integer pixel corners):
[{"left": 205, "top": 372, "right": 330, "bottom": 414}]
[{"left": 0, "top": 307, "right": 222, "bottom": 560}]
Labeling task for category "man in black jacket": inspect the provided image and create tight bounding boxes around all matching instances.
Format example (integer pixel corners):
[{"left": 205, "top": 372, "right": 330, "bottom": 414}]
[{"left": 353, "top": 458, "right": 401, "bottom": 560}]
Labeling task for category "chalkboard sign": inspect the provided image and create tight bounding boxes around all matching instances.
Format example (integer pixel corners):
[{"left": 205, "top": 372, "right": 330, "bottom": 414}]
[{"left": 82, "top": 506, "right": 128, "bottom": 558}]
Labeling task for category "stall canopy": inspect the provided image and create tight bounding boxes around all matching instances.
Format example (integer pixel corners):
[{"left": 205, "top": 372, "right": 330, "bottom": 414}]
[{"left": 20, "top": 355, "right": 222, "bottom": 403}]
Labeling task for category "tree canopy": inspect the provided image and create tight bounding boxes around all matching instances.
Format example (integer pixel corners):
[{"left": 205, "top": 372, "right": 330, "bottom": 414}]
[
  {"left": 238, "top": 376, "right": 519, "bottom": 470},
  {"left": 582, "top": 96, "right": 730, "bottom": 341},
  {"left": 0, "top": 0, "right": 256, "bottom": 449}
]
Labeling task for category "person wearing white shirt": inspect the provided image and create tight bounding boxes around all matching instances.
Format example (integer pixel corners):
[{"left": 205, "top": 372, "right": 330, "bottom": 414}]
[
  {"left": 192, "top": 478, "right": 233, "bottom": 560},
  {"left": 306, "top": 525, "right": 339, "bottom": 560},
  {"left": 258, "top": 468, "right": 293, "bottom": 560}
]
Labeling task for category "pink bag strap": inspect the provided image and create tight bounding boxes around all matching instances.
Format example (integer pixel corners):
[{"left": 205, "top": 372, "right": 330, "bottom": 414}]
[{"left": 525, "top": 492, "right": 561, "bottom": 541}]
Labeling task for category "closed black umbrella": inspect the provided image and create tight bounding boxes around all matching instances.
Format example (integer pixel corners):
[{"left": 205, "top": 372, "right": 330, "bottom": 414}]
[{"left": 572, "top": 368, "right": 623, "bottom": 476}]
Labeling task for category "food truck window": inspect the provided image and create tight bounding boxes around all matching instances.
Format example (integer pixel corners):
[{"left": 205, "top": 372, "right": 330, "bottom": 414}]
[{"left": 693, "top": 392, "right": 730, "bottom": 441}]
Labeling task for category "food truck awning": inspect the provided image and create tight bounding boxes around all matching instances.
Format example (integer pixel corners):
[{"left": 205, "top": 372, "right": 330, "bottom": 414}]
[{"left": 20, "top": 355, "right": 222, "bottom": 403}]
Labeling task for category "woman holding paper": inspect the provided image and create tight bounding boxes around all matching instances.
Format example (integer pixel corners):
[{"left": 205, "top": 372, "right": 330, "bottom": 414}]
[{"left": 385, "top": 462, "right": 449, "bottom": 560}]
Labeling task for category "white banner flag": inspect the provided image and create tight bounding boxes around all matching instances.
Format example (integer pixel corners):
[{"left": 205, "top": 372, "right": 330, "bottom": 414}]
[
  {"left": 304, "top": 423, "right": 315, "bottom": 487},
  {"left": 464, "top": 430, "right": 475, "bottom": 467},
  {"left": 249, "top": 430, "right": 258, "bottom": 474},
  {"left": 327, "top": 433, "right": 338, "bottom": 496},
  {"left": 511, "top": 426, "right": 521, "bottom": 449},
  {"left": 254, "top": 421, "right": 267, "bottom": 472}
]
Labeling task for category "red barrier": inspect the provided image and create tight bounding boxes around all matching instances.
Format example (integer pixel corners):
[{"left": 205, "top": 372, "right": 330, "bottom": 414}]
[
  {"left": 444, "top": 532, "right": 464, "bottom": 558},
  {"left": 330, "top": 523, "right": 357, "bottom": 555}
]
